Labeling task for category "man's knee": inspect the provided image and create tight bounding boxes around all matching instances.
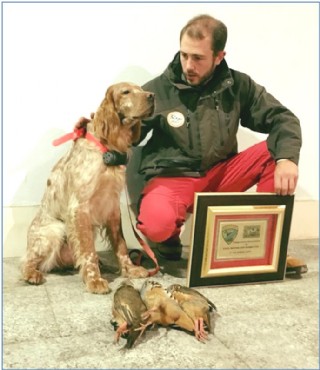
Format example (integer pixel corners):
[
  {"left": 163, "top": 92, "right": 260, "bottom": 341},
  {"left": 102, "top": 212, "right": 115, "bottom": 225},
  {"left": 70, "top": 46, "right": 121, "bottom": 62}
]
[
  {"left": 137, "top": 211, "right": 177, "bottom": 243},
  {"left": 136, "top": 195, "right": 178, "bottom": 243}
]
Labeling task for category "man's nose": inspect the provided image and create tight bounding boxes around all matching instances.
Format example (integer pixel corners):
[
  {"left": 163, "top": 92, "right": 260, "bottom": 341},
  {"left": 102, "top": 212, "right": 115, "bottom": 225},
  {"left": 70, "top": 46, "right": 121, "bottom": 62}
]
[{"left": 186, "top": 58, "right": 194, "bottom": 71}]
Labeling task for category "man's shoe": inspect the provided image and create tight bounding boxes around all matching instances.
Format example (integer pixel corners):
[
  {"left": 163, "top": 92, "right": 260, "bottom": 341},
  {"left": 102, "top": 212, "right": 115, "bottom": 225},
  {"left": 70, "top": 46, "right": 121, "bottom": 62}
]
[
  {"left": 157, "top": 241, "right": 182, "bottom": 261},
  {"left": 286, "top": 255, "right": 308, "bottom": 277}
]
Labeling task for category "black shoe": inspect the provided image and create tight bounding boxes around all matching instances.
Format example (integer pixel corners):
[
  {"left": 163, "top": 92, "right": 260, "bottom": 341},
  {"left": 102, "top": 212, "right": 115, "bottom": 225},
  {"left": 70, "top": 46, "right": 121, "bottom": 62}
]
[
  {"left": 286, "top": 255, "right": 308, "bottom": 277},
  {"left": 157, "top": 241, "right": 182, "bottom": 261}
]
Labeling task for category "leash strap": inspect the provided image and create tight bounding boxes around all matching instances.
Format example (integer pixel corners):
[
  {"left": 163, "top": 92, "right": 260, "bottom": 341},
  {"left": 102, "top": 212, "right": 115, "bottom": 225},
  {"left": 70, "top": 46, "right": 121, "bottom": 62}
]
[
  {"left": 85, "top": 132, "right": 108, "bottom": 153},
  {"left": 52, "top": 128, "right": 86, "bottom": 146},
  {"left": 124, "top": 186, "right": 160, "bottom": 276},
  {"left": 52, "top": 128, "right": 108, "bottom": 153}
]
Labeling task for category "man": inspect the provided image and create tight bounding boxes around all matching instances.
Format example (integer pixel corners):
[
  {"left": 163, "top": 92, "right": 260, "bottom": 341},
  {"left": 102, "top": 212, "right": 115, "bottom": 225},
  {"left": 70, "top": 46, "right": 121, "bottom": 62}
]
[
  {"left": 78, "top": 14, "right": 307, "bottom": 274},
  {"left": 134, "top": 14, "right": 306, "bottom": 273}
]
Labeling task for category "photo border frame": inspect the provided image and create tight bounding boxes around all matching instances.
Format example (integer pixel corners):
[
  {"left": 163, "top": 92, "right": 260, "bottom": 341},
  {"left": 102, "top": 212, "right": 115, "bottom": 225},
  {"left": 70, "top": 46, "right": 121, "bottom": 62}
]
[{"left": 187, "top": 193, "right": 295, "bottom": 288}]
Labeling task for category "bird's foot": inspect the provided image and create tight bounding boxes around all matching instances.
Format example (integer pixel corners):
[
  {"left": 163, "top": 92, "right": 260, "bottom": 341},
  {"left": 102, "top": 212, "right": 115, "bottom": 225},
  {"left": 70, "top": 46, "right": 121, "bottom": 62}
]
[
  {"left": 114, "top": 322, "right": 129, "bottom": 343},
  {"left": 194, "top": 318, "right": 208, "bottom": 342}
]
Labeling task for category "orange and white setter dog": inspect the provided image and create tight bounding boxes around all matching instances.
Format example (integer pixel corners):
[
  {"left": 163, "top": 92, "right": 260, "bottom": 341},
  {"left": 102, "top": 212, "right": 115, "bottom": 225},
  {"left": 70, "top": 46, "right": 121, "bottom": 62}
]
[{"left": 21, "top": 82, "right": 155, "bottom": 294}]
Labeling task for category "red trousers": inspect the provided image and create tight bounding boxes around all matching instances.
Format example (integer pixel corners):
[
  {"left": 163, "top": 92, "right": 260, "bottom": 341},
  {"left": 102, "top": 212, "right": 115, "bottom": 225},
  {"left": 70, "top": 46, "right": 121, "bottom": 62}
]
[{"left": 136, "top": 141, "right": 275, "bottom": 243}]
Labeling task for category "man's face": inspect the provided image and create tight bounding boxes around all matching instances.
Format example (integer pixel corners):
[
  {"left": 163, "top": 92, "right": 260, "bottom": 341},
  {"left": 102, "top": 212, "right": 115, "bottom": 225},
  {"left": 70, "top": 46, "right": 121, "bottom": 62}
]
[{"left": 180, "top": 33, "right": 223, "bottom": 86}]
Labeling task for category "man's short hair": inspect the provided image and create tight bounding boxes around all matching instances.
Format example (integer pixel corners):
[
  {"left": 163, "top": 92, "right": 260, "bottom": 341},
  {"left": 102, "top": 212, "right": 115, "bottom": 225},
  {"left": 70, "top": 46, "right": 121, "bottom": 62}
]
[{"left": 180, "top": 14, "right": 228, "bottom": 55}]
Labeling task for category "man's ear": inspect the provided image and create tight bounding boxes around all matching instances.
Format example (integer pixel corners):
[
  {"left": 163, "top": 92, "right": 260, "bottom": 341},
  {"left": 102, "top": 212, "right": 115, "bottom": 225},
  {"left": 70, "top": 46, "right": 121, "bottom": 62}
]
[{"left": 214, "top": 51, "right": 226, "bottom": 66}]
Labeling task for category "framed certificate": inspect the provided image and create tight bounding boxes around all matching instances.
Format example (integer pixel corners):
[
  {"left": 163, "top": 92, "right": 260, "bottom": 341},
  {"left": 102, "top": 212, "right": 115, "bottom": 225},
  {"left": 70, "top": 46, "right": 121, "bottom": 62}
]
[{"left": 187, "top": 193, "right": 295, "bottom": 287}]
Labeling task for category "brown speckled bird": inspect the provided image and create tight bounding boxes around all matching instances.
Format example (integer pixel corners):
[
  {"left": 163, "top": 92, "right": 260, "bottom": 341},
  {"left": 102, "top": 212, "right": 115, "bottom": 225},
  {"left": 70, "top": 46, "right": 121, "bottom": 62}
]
[
  {"left": 110, "top": 280, "right": 148, "bottom": 349},
  {"left": 166, "top": 284, "right": 218, "bottom": 340},
  {"left": 140, "top": 280, "right": 196, "bottom": 336}
]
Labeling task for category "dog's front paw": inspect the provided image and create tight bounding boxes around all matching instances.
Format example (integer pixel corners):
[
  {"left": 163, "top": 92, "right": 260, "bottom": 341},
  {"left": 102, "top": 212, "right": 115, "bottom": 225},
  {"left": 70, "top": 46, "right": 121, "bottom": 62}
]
[
  {"left": 24, "top": 270, "right": 46, "bottom": 285},
  {"left": 122, "top": 264, "right": 149, "bottom": 278},
  {"left": 86, "top": 277, "right": 111, "bottom": 294}
]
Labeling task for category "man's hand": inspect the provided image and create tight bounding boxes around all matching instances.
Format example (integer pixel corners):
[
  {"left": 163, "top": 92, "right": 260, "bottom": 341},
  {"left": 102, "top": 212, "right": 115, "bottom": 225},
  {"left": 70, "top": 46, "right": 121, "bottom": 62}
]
[
  {"left": 74, "top": 113, "right": 95, "bottom": 129},
  {"left": 274, "top": 159, "right": 298, "bottom": 196}
]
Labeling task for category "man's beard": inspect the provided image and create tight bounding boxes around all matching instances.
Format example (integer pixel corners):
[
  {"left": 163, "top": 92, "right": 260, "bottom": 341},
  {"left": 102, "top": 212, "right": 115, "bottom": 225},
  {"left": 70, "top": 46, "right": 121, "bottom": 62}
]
[{"left": 184, "top": 65, "right": 216, "bottom": 86}]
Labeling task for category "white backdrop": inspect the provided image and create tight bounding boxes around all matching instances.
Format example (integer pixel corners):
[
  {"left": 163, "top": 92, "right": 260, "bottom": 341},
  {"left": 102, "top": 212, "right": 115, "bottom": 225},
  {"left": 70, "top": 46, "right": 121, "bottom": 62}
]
[{"left": 3, "top": 2, "right": 319, "bottom": 206}]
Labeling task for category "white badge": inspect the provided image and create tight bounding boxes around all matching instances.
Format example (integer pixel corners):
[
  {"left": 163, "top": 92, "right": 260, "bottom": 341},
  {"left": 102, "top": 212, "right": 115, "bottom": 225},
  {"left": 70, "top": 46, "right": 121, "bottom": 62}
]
[{"left": 167, "top": 111, "right": 185, "bottom": 128}]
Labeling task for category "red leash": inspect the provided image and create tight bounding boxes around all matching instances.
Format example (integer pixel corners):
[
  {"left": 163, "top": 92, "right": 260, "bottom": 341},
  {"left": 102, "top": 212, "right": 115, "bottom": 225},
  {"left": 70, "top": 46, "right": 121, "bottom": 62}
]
[
  {"left": 52, "top": 127, "right": 160, "bottom": 276},
  {"left": 52, "top": 127, "right": 108, "bottom": 153},
  {"left": 124, "top": 187, "right": 160, "bottom": 276}
]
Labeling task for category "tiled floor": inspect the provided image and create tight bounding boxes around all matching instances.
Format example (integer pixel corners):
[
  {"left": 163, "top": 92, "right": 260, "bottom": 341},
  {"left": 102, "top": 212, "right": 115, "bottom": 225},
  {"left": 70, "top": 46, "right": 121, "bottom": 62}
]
[{"left": 3, "top": 239, "right": 319, "bottom": 369}]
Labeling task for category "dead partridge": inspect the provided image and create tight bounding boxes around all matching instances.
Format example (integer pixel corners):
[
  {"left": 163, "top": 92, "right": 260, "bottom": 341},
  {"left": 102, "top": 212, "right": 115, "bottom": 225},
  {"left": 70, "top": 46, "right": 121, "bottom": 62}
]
[
  {"left": 140, "top": 280, "right": 198, "bottom": 337},
  {"left": 110, "top": 280, "right": 148, "bottom": 349},
  {"left": 167, "top": 284, "right": 218, "bottom": 340}
]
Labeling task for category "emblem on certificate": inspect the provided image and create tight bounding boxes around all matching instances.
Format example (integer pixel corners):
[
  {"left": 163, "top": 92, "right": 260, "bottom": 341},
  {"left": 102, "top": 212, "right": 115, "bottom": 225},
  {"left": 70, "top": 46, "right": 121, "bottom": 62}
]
[{"left": 221, "top": 225, "right": 238, "bottom": 245}]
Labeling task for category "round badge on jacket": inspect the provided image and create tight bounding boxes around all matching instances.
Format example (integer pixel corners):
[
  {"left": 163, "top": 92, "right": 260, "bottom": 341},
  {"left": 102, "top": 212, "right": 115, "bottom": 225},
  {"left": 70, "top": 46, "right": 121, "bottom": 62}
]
[{"left": 167, "top": 111, "right": 185, "bottom": 127}]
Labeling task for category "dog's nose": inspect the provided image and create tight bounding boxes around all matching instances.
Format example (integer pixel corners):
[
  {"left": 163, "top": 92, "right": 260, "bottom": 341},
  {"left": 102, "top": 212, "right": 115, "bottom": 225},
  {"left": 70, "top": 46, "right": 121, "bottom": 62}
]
[{"left": 147, "top": 93, "right": 155, "bottom": 102}]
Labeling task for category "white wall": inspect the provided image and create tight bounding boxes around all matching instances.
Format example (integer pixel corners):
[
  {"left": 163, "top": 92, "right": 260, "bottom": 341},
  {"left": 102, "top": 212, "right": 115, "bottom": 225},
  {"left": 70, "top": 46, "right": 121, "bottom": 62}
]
[{"left": 2, "top": 3, "right": 319, "bottom": 256}]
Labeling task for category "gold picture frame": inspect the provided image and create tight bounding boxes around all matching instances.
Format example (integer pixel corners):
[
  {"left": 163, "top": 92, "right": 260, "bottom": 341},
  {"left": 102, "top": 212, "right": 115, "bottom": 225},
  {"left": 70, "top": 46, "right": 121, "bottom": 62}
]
[{"left": 187, "top": 193, "right": 295, "bottom": 287}]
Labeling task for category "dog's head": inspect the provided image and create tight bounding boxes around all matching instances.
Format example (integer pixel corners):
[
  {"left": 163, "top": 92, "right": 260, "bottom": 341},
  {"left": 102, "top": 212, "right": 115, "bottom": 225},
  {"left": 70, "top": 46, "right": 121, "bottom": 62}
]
[
  {"left": 93, "top": 82, "right": 155, "bottom": 151},
  {"left": 109, "top": 82, "right": 155, "bottom": 124}
]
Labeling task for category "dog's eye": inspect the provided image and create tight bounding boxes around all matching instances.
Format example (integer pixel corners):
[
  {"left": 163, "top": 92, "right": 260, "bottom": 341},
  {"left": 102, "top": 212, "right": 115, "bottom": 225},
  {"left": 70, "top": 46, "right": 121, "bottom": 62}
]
[{"left": 122, "top": 90, "right": 130, "bottom": 95}]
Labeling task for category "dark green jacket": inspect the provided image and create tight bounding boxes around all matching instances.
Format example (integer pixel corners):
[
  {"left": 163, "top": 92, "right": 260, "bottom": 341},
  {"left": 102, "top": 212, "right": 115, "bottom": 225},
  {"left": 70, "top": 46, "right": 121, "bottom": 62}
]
[{"left": 138, "top": 52, "right": 302, "bottom": 178}]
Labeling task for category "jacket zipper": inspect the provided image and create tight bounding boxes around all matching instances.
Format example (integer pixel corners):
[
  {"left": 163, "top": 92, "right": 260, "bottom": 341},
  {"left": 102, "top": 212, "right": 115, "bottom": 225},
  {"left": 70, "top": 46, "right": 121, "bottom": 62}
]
[
  {"left": 213, "top": 95, "right": 225, "bottom": 146},
  {"left": 186, "top": 109, "right": 194, "bottom": 150},
  {"left": 199, "top": 79, "right": 233, "bottom": 146}
]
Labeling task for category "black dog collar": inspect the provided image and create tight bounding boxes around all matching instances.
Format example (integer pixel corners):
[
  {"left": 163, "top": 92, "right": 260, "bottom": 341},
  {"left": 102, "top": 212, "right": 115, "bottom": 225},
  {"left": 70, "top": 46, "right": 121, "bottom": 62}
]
[{"left": 103, "top": 151, "right": 128, "bottom": 166}]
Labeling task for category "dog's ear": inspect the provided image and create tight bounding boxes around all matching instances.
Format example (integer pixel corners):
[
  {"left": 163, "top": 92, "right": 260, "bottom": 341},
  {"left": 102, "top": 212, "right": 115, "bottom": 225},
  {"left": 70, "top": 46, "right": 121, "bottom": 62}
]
[{"left": 94, "top": 86, "right": 121, "bottom": 142}]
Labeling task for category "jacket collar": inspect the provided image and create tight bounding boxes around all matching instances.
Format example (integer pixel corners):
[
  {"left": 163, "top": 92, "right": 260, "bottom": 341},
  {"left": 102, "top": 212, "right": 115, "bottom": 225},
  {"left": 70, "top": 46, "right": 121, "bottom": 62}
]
[{"left": 164, "top": 51, "right": 233, "bottom": 92}]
